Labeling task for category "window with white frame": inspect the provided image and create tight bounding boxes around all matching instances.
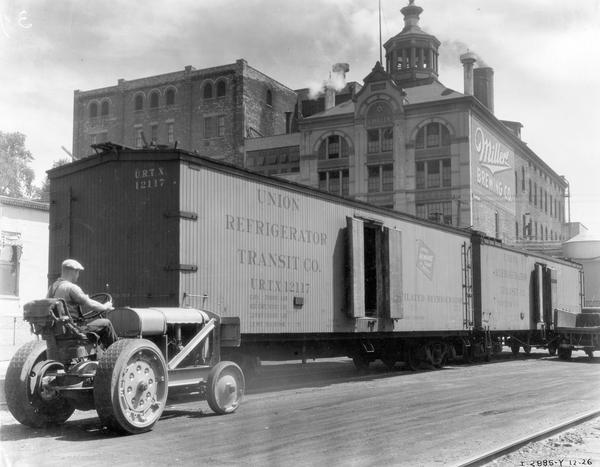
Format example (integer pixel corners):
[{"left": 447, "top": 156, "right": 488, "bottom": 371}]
[{"left": 0, "top": 232, "right": 22, "bottom": 296}]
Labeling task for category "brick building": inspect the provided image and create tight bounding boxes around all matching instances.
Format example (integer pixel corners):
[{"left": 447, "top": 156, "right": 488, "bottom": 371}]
[
  {"left": 72, "top": 1, "right": 569, "bottom": 249},
  {"left": 245, "top": 1, "right": 568, "bottom": 248},
  {"left": 72, "top": 59, "right": 297, "bottom": 166}
]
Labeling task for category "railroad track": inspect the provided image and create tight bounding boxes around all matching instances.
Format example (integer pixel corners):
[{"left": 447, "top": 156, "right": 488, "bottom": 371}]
[{"left": 456, "top": 410, "right": 600, "bottom": 466}]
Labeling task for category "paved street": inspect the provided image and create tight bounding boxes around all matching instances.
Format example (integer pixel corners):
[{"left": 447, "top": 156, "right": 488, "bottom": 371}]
[{"left": 1, "top": 352, "right": 599, "bottom": 467}]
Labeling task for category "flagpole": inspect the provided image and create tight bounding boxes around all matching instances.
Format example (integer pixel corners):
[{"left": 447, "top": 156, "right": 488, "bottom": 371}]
[{"left": 379, "top": 0, "right": 383, "bottom": 64}]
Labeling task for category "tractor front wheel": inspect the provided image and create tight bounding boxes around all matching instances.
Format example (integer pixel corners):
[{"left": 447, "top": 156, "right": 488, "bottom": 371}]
[
  {"left": 93, "top": 339, "right": 168, "bottom": 434},
  {"left": 206, "top": 361, "right": 245, "bottom": 415},
  {"left": 5, "top": 341, "right": 74, "bottom": 427}
]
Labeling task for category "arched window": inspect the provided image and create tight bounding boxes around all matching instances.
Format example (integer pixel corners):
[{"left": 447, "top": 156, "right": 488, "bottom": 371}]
[
  {"left": 415, "top": 122, "right": 450, "bottom": 149},
  {"left": 134, "top": 94, "right": 144, "bottom": 111},
  {"left": 266, "top": 89, "right": 273, "bottom": 106},
  {"left": 203, "top": 82, "right": 213, "bottom": 99},
  {"left": 216, "top": 80, "right": 226, "bottom": 97},
  {"left": 101, "top": 100, "right": 109, "bottom": 116},
  {"left": 150, "top": 91, "right": 159, "bottom": 109},
  {"left": 366, "top": 102, "right": 393, "bottom": 154},
  {"left": 89, "top": 102, "right": 98, "bottom": 118},
  {"left": 318, "top": 135, "right": 350, "bottom": 160},
  {"left": 166, "top": 88, "right": 175, "bottom": 106}
]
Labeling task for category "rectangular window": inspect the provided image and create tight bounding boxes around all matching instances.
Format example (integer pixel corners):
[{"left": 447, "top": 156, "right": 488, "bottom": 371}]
[
  {"left": 341, "top": 170, "right": 349, "bottom": 196},
  {"left": 426, "top": 123, "right": 439, "bottom": 147},
  {"left": 368, "top": 166, "right": 380, "bottom": 193},
  {"left": 150, "top": 124, "right": 158, "bottom": 143},
  {"left": 167, "top": 123, "right": 174, "bottom": 143},
  {"left": 135, "top": 129, "right": 143, "bottom": 148},
  {"left": 521, "top": 167, "right": 526, "bottom": 191},
  {"left": 442, "top": 159, "right": 451, "bottom": 187},
  {"left": 416, "top": 202, "right": 452, "bottom": 225},
  {"left": 0, "top": 235, "right": 20, "bottom": 296},
  {"left": 382, "top": 165, "right": 393, "bottom": 192},
  {"left": 529, "top": 179, "right": 532, "bottom": 203},
  {"left": 416, "top": 162, "right": 425, "bottom": 189},
  {"left": 367, "top": 129, "right": 379, "bottom": 154},
  {"left": 381, "top": 128, "right": 393, "bottom": 152},
  {"left": 319, "top": 170, "right": 349, "bottom": 196},
  {"left": 427, "top": 160, "right": 440, "bottom": 188},
  {"left": 329, "top": 170, "right": 340, "bottom": 194},
  {"left": 328, "top": 135, "right": 340, "bottom": 159},
  {"left": 90, "top": 134, "right": 97, "bottom": 146},
  {"left": 204, "top": 117, "right": 214, "bottom": 138},
  {"left": 217, "top": 116, "right": 225, "bottom": 137}
]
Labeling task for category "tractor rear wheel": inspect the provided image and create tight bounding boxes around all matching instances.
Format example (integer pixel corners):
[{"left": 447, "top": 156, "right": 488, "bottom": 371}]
[
  {"left": 5, "top": 341, "right": 74, "bottom": 427},
  {"left": 93, "top": 339, "right": 168, "bottom": 434},
  {"left": 206, "top": 361, "right": 245, "bottom": 415}
]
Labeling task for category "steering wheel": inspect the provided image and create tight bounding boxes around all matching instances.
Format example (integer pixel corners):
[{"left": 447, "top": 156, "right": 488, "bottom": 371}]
[
  {"left": 82, "top": 293, "right": 114, "bottom": 320},
  {"left": 90, "top": 292, "right": 113, "bottom": 305}
]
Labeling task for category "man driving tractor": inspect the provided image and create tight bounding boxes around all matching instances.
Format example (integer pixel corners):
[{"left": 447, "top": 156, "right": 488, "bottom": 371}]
[{"left": 47, "top": 259, "right": 118, "bottom": 348}]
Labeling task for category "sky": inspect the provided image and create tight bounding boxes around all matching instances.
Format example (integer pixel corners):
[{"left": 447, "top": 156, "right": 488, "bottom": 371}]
[{"left": 1, "top": 0, "right": 599, "bottom": 234}]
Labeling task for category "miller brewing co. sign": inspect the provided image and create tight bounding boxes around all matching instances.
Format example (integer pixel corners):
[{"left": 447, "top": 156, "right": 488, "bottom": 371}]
[{"left": 471, "top": 117, "right": 515, "bottom": 209}]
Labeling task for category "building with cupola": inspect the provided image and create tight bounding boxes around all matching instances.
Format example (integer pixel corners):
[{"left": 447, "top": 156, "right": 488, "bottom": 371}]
[
  {"left": 72, "top": 0, "right": 569, "bottom": 250},
  {"left": 246, "top": 0, "right": 567, "bottom": 249}
]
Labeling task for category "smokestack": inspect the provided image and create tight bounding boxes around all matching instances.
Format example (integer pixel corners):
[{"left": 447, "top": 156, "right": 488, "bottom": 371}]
[
  {"left": 460, "top": 52, "right": 477, "bottom": 95},
  {"left": 474, "top": 67, "right": 494, "bottom": 114},
  {"left": 325, "top": 63, "right": 349, "bottom": 110},
  {"left": 325, "top": 86, "right": 336, "bottom": 110}
]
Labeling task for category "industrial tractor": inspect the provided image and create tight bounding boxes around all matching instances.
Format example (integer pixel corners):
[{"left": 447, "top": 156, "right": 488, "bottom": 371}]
[{"left": 4, "top": 295, "right": 245, "bottom": 434}]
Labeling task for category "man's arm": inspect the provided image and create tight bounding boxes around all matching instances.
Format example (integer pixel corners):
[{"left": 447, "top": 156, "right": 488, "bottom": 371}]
[{"left": 69, "top": 284, "right": 113, "bottom": 312}]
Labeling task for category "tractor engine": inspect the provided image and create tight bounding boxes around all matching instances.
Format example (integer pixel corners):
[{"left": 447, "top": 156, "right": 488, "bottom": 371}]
[{"left": 108, "top": 307, "right": 215, "bottom": 365}]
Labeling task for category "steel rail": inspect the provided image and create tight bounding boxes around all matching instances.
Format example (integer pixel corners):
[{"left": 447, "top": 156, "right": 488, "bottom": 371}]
[{"left": 455, "top": 409, "right": 600, "bottom": 467}]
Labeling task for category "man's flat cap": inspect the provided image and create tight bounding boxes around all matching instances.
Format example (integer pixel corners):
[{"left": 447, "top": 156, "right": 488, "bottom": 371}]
[{"left": 62, "top": 259, "right": 85, "bottom": 271}]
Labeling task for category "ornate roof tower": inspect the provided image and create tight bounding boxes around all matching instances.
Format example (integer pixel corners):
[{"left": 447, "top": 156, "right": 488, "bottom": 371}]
[{"left": 383, "top": 0, "right": 440, "bottom": 87}]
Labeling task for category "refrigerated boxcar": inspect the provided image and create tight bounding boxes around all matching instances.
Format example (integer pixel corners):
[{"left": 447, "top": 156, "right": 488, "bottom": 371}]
[{"left": 47, "top": 145, "right": 584, "bottom": 370}]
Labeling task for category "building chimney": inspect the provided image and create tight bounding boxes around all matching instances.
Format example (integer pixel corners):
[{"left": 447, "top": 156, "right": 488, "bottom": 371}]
[
  {"left": 325, "top": 85, "right": 336, "bottom": 110},
  {"left": 460, "top": 52, "right": 477, "bottom": 95},
  {"left": 325, "top": 63, "right": 349, "bottom": 110},
  {"left": 474, "top": 67, "right": 494, "bottom": 114}
]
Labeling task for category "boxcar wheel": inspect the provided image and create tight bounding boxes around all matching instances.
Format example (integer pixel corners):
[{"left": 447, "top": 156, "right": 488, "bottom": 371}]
[
  {"left": 352, "top": 354, "right": 370, "bottom": 372},
  {"left": 405, "top": 348, "right": 420, "bottom": 371},
  {"left": 547, "top": 341, "right": 558, "bottom": 356},
  {"left": 206, "top": 361, "right": 245, "bottom": 415},
  {"left": 94, "top": 339, "right": 168, "bottom": 434},
  {"left": 509, "top": 340, "right": 520, "bottom": 356},
  {"left": 5, "top": 341, "right": 74, "bottom": 428},
  {"left": 558, "top": 347, "right": 572, "bottom": 360}
]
